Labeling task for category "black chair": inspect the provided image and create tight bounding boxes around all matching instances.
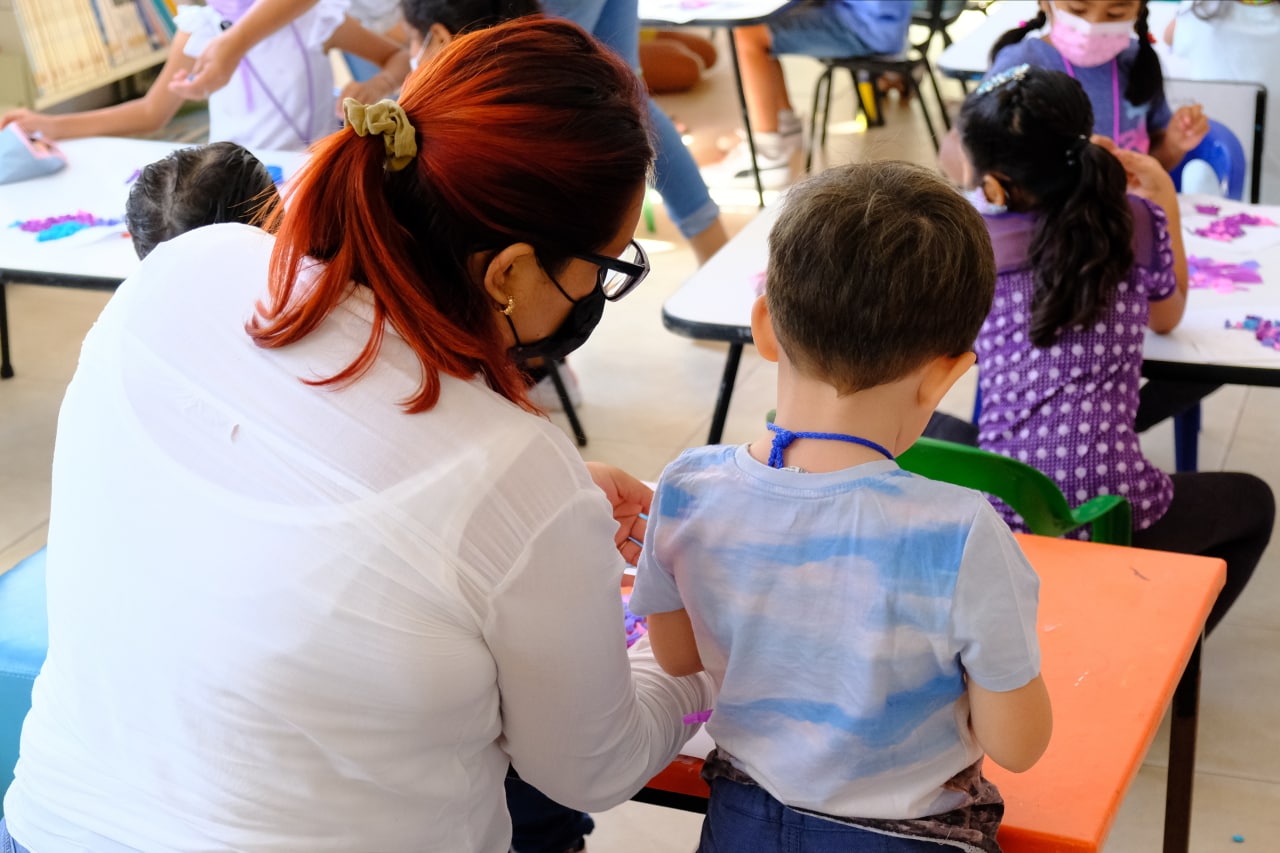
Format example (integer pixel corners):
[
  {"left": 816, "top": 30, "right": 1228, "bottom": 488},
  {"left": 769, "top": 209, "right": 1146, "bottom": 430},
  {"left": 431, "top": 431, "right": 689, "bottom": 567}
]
[
  {"left": 804, "top": 1, "right": 957, "bottom": 171},
  {"left": 911, "top": 0, "right": 979, "bottom": 92}
]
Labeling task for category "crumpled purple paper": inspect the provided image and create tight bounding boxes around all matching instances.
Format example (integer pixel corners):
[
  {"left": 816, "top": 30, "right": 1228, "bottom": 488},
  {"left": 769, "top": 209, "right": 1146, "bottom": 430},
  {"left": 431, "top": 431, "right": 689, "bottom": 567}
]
[
  {"left": 1188, "top": 256, "right": 1263, "bottom": 293},
  {"left": 1225, "top": 315, "right": 1280, "bottom": 351},
  {"left": 1193, "top": 212, "right": 1277, "bottom": 242}
]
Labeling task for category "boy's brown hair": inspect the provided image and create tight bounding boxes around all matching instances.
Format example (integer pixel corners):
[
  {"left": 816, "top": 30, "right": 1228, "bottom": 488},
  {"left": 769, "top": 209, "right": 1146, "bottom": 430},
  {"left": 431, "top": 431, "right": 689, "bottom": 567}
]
[{"left": 766, "top": 161, "right": 996, "bottom": 393}]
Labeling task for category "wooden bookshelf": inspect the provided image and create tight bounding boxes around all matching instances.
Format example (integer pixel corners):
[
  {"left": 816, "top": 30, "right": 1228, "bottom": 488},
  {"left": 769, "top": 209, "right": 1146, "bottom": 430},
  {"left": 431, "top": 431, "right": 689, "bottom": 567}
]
[{"left": 0, "top": 0, "right": 170, "bottom": 111}]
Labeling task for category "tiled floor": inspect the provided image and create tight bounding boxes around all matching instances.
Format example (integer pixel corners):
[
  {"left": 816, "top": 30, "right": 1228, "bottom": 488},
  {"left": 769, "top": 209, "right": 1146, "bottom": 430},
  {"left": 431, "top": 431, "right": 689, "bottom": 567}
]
[{"left": 3, "top": 14, "right": 1279, "bottom": 851}]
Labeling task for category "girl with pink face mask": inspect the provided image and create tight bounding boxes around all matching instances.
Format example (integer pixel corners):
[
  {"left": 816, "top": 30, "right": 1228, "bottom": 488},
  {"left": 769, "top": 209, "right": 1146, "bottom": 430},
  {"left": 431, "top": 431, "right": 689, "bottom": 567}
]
[{"left": 983, "top": 0, "right": 1207, "bottom": 171}]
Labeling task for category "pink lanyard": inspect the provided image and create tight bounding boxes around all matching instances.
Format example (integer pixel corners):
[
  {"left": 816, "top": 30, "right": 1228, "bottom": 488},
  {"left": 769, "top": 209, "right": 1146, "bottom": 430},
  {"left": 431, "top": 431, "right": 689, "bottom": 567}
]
[{"left": 1062, "top": 58, "right": 1121, "bottom": 141}]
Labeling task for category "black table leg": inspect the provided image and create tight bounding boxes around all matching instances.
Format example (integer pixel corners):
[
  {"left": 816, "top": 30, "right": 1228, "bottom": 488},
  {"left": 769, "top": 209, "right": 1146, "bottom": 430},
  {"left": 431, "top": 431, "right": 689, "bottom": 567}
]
[
  {"left": 1164, "top": 634, "right": 1202, "bottom": 853},
  {"left": 706, "top": 343, "right": 743, "bottom": 444},
  {"left": 1, "top": 281, "right": 13, "bottom": 379},
  {"left": 725, "top": 29, "right": 766, "bottom": 209}
]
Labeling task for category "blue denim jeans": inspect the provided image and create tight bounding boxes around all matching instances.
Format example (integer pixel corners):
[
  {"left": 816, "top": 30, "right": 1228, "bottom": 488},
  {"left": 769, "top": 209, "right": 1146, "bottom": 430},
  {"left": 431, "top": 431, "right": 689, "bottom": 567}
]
[
  {"left": 769, "top": 1, "right": 913, "bottom": 58},
  {"left": 699, "top": 778, "right": 959, "bottom": 853},
  {"left": 541, "top": 0, "right": 721, "bottom": 239},
  {"left": 0, "top": 818, "right": 31, "bottom": 853}
]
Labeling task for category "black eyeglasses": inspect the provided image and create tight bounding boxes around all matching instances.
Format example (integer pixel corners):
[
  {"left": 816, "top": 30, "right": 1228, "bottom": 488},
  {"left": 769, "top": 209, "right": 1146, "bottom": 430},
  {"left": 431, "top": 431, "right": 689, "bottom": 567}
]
[{"left": 569, "top": 239, "right": 650, "bottom": 301}]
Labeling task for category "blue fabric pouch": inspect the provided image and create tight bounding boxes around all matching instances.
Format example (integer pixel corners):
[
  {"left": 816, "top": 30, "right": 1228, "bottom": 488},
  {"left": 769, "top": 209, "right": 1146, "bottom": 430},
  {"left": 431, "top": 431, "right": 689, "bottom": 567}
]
[{"left": 0, "top": 124, "right": 66, "bottom": 185}]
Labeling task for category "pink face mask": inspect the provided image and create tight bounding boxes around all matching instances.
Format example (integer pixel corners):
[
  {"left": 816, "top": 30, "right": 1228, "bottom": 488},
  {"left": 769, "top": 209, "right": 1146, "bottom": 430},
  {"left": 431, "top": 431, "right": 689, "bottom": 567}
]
[{"left": 1049, "top": 6, "right": 1135, "bottom": 68}]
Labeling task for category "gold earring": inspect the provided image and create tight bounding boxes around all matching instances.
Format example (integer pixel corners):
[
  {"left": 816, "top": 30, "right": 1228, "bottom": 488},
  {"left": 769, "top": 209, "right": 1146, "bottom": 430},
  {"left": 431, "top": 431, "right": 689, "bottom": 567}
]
[{"left": 502, "top": 296, "right": 515, "bottom": 316}]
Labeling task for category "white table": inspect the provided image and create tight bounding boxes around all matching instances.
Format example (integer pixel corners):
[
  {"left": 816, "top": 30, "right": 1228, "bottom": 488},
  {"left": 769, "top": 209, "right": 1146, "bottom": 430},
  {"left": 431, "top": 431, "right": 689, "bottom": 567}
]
[
  {"left": 937, "top": 0, "right": 1179, "bottom": 81},
  {"left": 664, "top": 194, "right": 1280, "bottom": 444},
  {"left": 638, "top": 0, "right": 797, "bottom": 208},
  {"left": 0, "top": 136, "right": 305, "bottom": 378}
]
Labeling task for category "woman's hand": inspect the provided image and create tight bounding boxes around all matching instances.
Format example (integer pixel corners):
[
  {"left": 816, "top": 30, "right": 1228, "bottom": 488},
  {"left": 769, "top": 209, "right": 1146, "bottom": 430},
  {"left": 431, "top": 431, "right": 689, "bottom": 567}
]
[
  {"left": 0, "top": 109, "right": 61, "bottom": 139},
  {"left": 585, "top": 462, "right": 652, "bottom": 566}
]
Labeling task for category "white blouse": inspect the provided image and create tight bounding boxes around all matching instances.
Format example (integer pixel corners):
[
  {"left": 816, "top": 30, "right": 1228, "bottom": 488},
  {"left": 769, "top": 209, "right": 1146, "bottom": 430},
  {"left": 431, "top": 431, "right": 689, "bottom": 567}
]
[{"left": 4, "top": 224, "right": 712, "bottom": 852}]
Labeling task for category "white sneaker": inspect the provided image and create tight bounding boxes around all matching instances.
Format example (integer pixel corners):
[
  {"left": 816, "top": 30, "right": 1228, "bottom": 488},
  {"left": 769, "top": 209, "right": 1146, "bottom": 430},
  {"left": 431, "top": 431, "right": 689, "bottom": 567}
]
[
  {"left": 700, "top": 135, "right": 796, "bottom": 189},
  {"left": 527, "top": 364, "right": 583, "bottom": 411}
]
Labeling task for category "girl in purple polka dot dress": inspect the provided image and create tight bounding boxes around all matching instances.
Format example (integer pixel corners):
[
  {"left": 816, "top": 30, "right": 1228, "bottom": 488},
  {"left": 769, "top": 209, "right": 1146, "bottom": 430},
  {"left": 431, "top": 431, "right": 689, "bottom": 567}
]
[{"left": 960, "top": 65, "right": 1273, "bottom": 632}]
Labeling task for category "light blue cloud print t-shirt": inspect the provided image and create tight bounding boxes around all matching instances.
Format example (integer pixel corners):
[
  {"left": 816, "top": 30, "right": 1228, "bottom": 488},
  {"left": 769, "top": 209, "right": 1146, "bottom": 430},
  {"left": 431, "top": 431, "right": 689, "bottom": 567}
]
[{"left": 631, "top": 444, "right": 1042, "bottom": 821}]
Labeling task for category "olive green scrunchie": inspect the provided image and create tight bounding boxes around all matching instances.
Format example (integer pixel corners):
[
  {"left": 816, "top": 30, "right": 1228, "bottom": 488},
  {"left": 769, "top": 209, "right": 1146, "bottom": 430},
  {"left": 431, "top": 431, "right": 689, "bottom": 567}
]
[{"left": 343, "top": 98, "right": 418, "bottom": 172}]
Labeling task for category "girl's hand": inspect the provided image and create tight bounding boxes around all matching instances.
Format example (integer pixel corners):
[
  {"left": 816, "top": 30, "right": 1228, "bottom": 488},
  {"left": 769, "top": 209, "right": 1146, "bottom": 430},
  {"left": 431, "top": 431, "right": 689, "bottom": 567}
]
[
  {"left": 0, "top": 109, "right": 61, "bottom": 139},
  {"left": 585, "top": 462, "right": 653, "bottom": 566},
  {"left": 1165, "top": 104, "right": 1209, "bottom": 157}
]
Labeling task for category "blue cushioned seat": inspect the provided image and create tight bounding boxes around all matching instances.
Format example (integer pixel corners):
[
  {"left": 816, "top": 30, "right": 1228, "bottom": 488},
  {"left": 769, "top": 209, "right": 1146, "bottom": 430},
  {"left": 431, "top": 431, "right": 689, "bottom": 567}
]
[{"left": 0, "top": 547, "right": 48, "bottom": 818}]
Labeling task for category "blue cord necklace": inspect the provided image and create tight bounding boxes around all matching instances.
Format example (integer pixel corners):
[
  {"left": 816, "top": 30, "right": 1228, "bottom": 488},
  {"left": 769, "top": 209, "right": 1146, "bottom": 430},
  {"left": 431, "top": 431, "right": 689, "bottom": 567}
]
[{"left": 766, "top": 422, "right": 894, "bottom": 469}]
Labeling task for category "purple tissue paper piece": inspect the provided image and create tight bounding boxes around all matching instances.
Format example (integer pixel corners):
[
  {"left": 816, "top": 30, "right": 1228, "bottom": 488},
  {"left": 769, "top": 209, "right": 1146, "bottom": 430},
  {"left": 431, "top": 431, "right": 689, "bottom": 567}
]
[
  {"left": 1194, "top": 212, "right": 1278, "bottom": 242},
  {"left": 1195, "top": 204, "right": 1220, "bottom": 216},
  {"left": 622, "top": 594, "right": 648, "bottom": 649},
  {"left": 1187, "top": 256, "right": 1263, "bottom": 293},
  {"left": 683, "top": 710, "right": 714, "bottom": 725},
  {"left": 1225, "top": 315, "right": 1280, "bottom": 351}
]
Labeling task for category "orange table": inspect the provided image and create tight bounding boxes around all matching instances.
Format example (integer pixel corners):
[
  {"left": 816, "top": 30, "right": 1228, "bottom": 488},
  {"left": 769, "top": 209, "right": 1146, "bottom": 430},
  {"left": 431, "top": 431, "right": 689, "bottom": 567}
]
[{"left": 632, "top": 534, "right": 1226, "bottom": 853}]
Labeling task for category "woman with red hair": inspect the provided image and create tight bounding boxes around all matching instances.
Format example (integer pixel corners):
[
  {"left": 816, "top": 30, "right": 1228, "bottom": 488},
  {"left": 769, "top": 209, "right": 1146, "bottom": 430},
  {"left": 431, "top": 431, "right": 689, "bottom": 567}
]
[{"left": 1, "top": 19, "right": 712, "bottom": 853}]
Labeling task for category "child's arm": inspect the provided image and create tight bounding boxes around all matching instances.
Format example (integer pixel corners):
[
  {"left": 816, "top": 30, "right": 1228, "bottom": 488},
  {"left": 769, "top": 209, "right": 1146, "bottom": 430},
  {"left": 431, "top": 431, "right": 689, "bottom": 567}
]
[
  {"left": 326, "top": 16, "right": 412, "bottom": 110},
  {"left": 1, "top": 35, "right": 193, "bottom": 140},
  {"left": 646, "top": 609, "right": 704, "bottom": 677},
  {"left": 1111, "top": 147, "right": 1188, "bottom": 333},
  {"left": 968, "top": 674, "right": 1052, "bottom": 773}
]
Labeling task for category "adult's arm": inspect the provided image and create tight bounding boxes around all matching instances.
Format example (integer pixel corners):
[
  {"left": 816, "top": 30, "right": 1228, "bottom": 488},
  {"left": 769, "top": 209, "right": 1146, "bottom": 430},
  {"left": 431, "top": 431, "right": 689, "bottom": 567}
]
[
  {"left": 485, "top": 488, "right": 713, "bottom": 811},
  {"left": 170, "top": 0, "right": 320, "bottom": 99}
]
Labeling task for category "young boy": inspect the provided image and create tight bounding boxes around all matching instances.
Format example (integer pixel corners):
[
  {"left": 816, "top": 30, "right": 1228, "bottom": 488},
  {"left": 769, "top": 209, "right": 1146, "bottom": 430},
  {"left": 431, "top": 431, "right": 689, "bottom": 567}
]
[{"left": 630, "top": 161, "right": 1053, "bottom": 852}]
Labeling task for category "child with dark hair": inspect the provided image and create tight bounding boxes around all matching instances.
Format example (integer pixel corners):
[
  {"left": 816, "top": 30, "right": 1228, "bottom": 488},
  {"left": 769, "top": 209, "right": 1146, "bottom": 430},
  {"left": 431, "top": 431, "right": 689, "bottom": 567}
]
[
  {"left": 987, "top": 0, "right": 1205, "bottom": 168},
  {"left": 961, "top": 64, "right": 1273, "bottom": 632},
  {"left": 125, "top": 141, "right": 279, "bottom": 259},
  {"left": 940, "top": 0, "right": 1208, "bottom": 184},
  {"left": 632, "top": 161, "right": 1053, "bottom": 853},
  {"left": 402, "top": 0, "right": 540, "bottom": 54}
]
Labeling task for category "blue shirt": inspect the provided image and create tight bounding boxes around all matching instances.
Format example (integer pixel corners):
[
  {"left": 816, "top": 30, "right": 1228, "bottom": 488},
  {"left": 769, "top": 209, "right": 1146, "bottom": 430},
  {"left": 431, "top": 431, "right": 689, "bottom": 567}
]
[
  {"left": 987, "top": 39, "right": 1172, "bottom": 154},
  {"left": 631, "top": 445, "right": 1042, "bottom": 820}
]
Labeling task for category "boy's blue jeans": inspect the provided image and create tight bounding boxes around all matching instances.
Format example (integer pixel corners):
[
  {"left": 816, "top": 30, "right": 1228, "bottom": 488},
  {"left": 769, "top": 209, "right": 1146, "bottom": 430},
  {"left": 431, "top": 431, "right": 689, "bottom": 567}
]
[
  {"left": 0, "top": 818, "right": 31, "bottom": 853},
  {"left": 699, "top": 778, "right": 962, "bottom": 853}
]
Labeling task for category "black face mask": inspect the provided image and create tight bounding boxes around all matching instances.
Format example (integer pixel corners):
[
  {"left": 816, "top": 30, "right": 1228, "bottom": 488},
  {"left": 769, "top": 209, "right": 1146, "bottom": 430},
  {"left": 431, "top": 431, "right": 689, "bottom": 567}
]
[{"left": 506, "top": 280, "right": 606, "bottom": 364}]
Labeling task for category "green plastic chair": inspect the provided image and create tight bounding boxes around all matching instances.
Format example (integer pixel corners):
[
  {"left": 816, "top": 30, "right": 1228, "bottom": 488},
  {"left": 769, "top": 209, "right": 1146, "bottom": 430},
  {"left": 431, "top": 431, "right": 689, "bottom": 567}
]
[{"left": 897, "top": 437, "right": 1133, "bottom": 545}]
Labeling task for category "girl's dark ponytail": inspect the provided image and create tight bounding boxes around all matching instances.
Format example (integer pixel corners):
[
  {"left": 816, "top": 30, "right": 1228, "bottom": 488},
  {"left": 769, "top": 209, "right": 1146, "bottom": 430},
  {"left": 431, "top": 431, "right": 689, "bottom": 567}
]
[
  {"left": 1026, "top": 142, "right": 1134, "bottom": 346},
  {"left": 961, "top": 66, "right": 1137, "bottom": 347},
  {"left": 989, "top": 9, "right": 1045, "bottom": 62},
  {"left": 1125, "top": 1, "right": 1163, "bottom": 106}
]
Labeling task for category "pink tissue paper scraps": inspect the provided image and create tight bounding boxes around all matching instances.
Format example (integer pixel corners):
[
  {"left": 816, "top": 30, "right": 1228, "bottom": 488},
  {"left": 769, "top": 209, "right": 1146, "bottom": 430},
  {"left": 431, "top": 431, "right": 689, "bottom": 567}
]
[
  {"left": 1193, "top": 212, "right": 1277, "bottom": 242},
  {"left": 1224, "top": 316, "right": 1280, "bottom": 351},
  {"left": 1194, "top": 204, "right": 1220, "bottom": 216},
  {"left": 11, "top": 211, "right": 123, "bottom": 242},
  {"left": 1187, "top": 256, "right": 1263, "bottom": 293}
]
